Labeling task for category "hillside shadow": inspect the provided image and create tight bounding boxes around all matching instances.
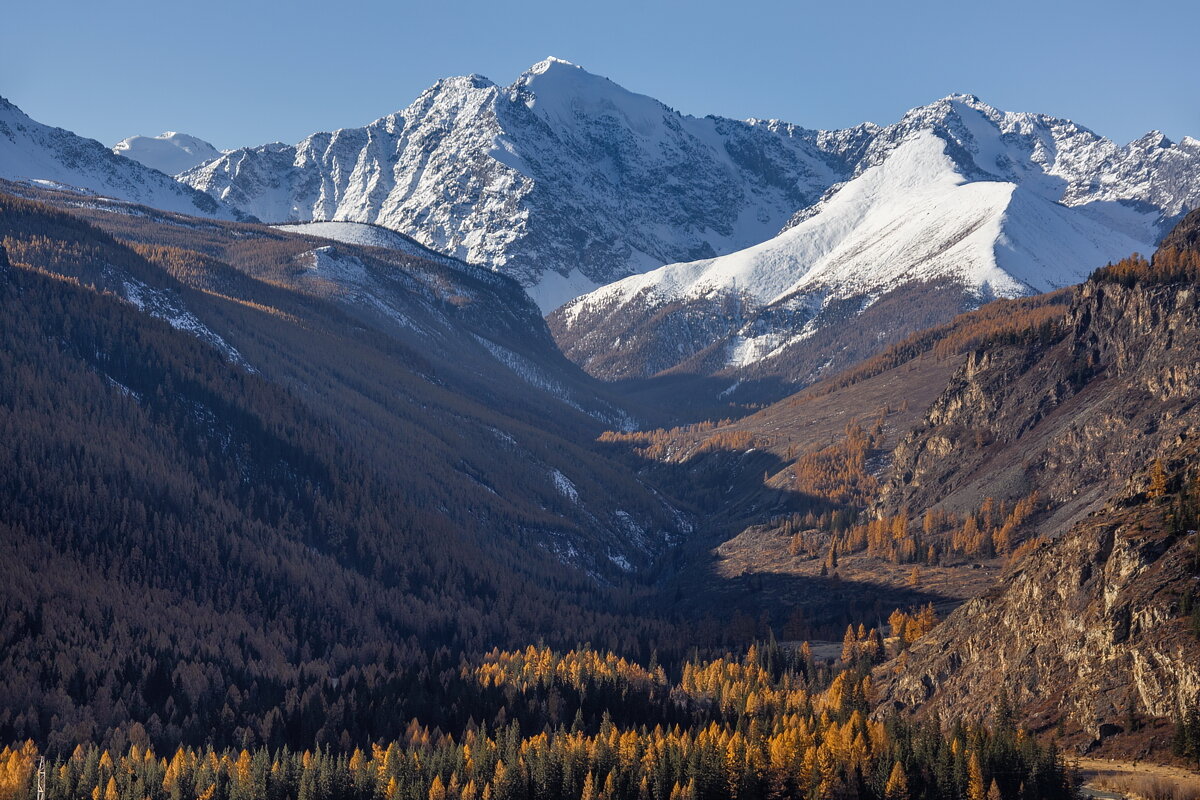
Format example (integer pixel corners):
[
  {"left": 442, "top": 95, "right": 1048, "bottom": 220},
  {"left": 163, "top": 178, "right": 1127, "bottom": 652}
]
[
  {"left": 667, "top": 567, "right": 956, "bottom": 644},
  {"left": 590, "top": 432, "right": 960, "bottom": 644},
  {"left": 606, "top": 372, "right": 798, "bottom": 428}
]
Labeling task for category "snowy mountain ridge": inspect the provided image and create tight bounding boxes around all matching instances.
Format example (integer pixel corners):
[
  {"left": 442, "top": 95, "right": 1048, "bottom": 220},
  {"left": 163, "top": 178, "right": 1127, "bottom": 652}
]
[
  {"left": 0, "top": 97, "right": 246, "bottom": 221},
  {"left": 550, "top": 94, "right": 1199, "bottom": 385},
  {"left": 787, "top": 94, "right": 1200, "bottom": 241},
  {"left": 179, "top": 68, "right": 1199, "bottom": 316},
  {"left": 180, "top": 58, "right": 870, "bottom": 311}
]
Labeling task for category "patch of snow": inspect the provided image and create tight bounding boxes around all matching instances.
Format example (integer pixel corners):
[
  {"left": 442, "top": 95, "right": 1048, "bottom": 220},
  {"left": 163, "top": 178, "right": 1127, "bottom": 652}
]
[
  {"left": 121, "top": 279, "right": 253, "bottom": 370},
  {"left": 608, "top": 553, "right": 633, "bottom": 572},
  {"left": 103, "top": 374, "right": 141, "bottom": 400},
  {"left": 550, "top": 469, "right": 579, "bottom": 503},
  {"left": 275, "top": 220, "right": 461, "bottom": 265},
  {"left": 718, "top": 380, "right": 742, "bottom": 398},
  {"left": 473, "top": 334, "right": 570, "bottom": 395}
]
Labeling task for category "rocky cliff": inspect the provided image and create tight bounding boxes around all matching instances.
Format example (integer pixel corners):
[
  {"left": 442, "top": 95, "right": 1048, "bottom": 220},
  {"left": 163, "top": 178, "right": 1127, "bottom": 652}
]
[
  {"left": 874, "top": 473, "right": 1200, "bottom": 751},
  {"left": 876, "top": 277, "right": 1200, "bottom": 536},
  {"left": 873, "top": 220, "right": 1200, "bottom": 751}
]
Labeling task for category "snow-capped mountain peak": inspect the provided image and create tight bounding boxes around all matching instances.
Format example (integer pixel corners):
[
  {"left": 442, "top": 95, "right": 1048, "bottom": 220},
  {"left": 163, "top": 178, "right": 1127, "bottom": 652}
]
[
  {"left": 551, "top": 96, "right": 1197, "bottom": 383},
  {"left": 179, "top": 59, "right": 861, "bottom": 311},
  {"left": 177, "top": 68, "right": 1199, "bottom": 319},
  {"left": 113, "top": 131, "right": 222, "bottom": 176},
  {"left": 512, "top": 56, "right": 669, "bottom": 132}
]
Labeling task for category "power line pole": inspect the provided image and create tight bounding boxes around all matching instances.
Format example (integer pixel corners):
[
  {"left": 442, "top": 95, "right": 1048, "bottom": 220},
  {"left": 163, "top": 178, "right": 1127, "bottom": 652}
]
[{"left": 37, "top": 756, "right": 45, "bottom": 800}]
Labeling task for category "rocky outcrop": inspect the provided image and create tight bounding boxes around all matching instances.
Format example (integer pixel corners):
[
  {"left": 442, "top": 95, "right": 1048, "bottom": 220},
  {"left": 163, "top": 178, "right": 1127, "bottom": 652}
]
[
  {"left": 876, "top": 279, "right": 1200, "bottom": 533},
  {"left": 1160, "top": 206, "right": 1200, "bottom": 252},
  {"left": 874, "top": 493, "right": 1200, "bottom": 748},
  {"left": 870, "top": 223, "right": 1200, "bottom": 749}
]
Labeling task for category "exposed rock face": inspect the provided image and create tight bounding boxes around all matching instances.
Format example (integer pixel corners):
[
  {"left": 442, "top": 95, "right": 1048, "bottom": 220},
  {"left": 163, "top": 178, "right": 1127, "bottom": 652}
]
[
  {"left": 179, "top": 59, "right": 866, "bottom": 311},
  {"left": 876, "top": 279, "right": 1200, "bottom": 532},
  {"left": 874, "top": 498, "right": 1200, "bottom": 747},
  {"left": 1161, "top": 206, "right": 1200, "bottom": 252},
  {"left": 870, "top": 232, "right": 1200, "bottom": 745}
]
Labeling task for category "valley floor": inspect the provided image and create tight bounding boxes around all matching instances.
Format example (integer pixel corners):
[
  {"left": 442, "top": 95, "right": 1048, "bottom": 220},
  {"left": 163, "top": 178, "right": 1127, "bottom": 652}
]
[
  {"left": 1076, "top": 757, "right": 1200, "bottom": 800},
  {"left": 714, "top": 529, "right": 1004, "bottom": 616}
]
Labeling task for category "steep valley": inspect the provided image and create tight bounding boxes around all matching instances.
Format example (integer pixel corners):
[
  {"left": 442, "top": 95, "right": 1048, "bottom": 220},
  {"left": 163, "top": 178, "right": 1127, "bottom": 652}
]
[{"left": 586, "top": 230, "right": 1200, "bottom": 757}]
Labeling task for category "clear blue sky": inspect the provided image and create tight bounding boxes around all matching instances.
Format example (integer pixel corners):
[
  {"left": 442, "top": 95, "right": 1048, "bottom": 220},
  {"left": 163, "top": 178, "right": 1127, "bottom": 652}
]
[{"left": 3, "top": 0, "right": 1196, "bottom": 151}]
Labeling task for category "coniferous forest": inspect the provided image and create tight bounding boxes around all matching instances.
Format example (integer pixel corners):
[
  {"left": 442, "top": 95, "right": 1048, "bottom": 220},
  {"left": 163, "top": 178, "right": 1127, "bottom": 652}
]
[{"left": 0, "top": 643, "right": 1072, "bottom": 800}]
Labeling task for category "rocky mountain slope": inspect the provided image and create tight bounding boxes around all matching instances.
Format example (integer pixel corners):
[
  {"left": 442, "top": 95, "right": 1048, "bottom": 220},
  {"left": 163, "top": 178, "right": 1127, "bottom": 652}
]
[
  {"left": 875, "top": 265, "right": 1200, "bottom": 541},
  {"left": 112, "top": 131, "right": 222, "bottom": 175},
  {"left": 865, "top": 217, "right": 1200, "bottom": 750},
  {"left": 0, "top": 97, "right": 246, "bottom": 220},
  {"left": 551, "top": 96, "right": 1200, "bottom": 393},
  {"left": 875, "top": 480, "right": 1200, "bottom": 752},
  {"left": 178, "top": 58, "right": 878, "bottom": 310}
]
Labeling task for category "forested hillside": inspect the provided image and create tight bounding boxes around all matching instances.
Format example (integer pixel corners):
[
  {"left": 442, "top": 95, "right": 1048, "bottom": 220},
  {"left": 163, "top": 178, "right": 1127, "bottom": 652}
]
[
  {"left": 0, "top": 642, "right": 1073, "bottom": 800},
  {"left": 0, "top": 192, "right": 692, "bottom": 754}
]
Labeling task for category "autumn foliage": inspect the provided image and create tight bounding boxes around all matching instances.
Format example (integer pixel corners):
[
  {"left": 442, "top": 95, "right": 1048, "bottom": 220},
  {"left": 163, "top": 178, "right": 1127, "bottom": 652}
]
[
  {"left": 1091, "top": 247, "right": 1200, "bottom": 287},
  {"left": 0, "top": 642, "right": 1071, "bottom": 800}
]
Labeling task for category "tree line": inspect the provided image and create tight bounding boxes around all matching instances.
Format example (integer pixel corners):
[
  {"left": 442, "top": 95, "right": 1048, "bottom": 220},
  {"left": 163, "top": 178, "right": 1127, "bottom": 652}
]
[{"left": 0, "top": 643, "right": 1072, "bottom": 800}]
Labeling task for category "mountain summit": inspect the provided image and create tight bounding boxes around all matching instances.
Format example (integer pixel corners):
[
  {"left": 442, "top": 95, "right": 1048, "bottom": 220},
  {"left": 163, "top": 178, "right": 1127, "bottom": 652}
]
[
  {"left": 179, "top": 59, "right": 863, "bottom": 310},
  {"left": 179, "top": 65, "right": 1199, "bottom": 324},
  {"left": 112, "top": 131, "right": 222, "bottom": 175},
  {"left": 0, "top": 97, "right": 245, "bottom": 220}
]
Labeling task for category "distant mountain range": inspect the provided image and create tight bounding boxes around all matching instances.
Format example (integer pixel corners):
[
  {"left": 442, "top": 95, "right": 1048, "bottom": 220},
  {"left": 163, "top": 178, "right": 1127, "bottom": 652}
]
[
  {"left": 176, "top": 57, "right": 872, "bottom": 311},
  {"left": 6, "top": 62, "right": 1199, "bottom": 399},
  {"left": 551, "top": 94, "right": 1200, "bottom": 389},
  {"left": 0, "top": 97, "right": 247, "bottom": 220},
  {"left": 169, "top": 62, "right": 1199, "bottom": 319}
]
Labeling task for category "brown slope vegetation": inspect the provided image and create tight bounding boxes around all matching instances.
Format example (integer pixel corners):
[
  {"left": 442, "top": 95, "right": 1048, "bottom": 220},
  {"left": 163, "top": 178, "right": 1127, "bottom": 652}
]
[
  {"left": 591, "top": 291, "right": 1073, "bottom": 639},
  {"left": 0, "top": 192, "right": 693, "bottom": 754},
  {"left": 867, "top": 211, "right": 1200, "bottom": 757},
  {"left": 598, "top": 284, "right": 1071, "bottom": 527},
  {"left": 0, "top": 187, "right": 675, "bottom": 573}
]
